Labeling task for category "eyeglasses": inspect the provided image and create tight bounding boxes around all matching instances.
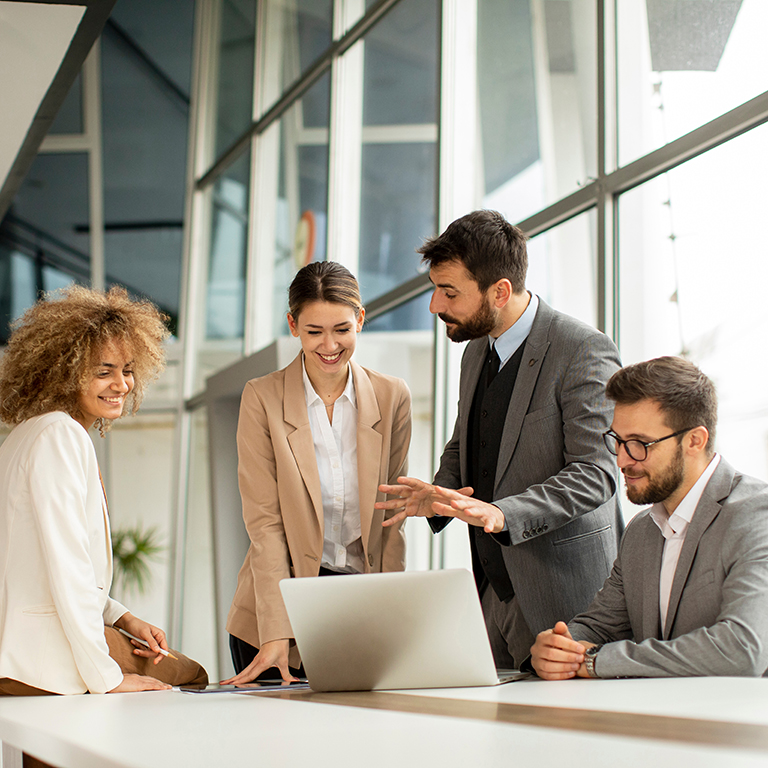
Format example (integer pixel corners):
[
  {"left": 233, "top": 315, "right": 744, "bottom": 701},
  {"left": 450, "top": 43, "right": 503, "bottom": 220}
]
[{"left": 602, "top": 428, "right": 696, "bottom": 462}]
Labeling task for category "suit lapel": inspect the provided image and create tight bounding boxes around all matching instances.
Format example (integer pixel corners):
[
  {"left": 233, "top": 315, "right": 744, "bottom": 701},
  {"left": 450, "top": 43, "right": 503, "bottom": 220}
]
[
  {"left": 641, "top": 520, "right": 664, "bottom": 640},
  {"left": 352, "top": 362, "right": 382, "bottom": 555},
  {"left": 663, "top": 460, "right": 732, "bottom": 638},
  {"left": 283, "top": 354, "right": 324, "bottom": 532},
  {"left": 495, "top": 299, "right": 551, "bottom": 487}
]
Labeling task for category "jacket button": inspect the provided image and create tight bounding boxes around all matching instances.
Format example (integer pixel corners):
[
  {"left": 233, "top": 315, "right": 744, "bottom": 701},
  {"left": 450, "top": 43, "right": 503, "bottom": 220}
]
[
  {"left": 543, "top": 524, "right": 549, "bottom": 531},
  {"left": 528, "top": 359, "right": 536, "bottom": 367},
  {"left": 482, "top": 410, "right": 488, "bottom": 417},
  {"left": 368, "top": 554, "right": 374, "bottom": 566},
  {"left": 537, "top": 527, "right": 543, "bottom": 534}
]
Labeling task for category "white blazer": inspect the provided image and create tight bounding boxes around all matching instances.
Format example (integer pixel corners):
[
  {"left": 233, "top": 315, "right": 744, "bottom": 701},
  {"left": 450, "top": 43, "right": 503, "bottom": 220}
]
[{"left": 0, "top": 412, "right": 127, "bottom": 694}]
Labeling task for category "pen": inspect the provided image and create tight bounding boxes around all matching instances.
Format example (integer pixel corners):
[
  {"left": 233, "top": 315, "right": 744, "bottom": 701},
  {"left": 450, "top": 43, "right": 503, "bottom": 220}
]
[{"left": 118, "top": 628, "right": 179, "bottom": 660}]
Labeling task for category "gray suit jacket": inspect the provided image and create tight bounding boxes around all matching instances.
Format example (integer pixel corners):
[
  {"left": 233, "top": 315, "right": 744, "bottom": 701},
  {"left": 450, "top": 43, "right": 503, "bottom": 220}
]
[
  {"left": 432, "top": 298, "right": 623, "bottom": 634},
  {"left": 569, "top": 458, "right": 768, "bottom": 677}
]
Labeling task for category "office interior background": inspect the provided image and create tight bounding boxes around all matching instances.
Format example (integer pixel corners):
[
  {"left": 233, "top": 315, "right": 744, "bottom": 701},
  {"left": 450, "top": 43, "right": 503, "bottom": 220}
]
[{"left": 0, "top": 0, "right": 766, "bottom": 680}]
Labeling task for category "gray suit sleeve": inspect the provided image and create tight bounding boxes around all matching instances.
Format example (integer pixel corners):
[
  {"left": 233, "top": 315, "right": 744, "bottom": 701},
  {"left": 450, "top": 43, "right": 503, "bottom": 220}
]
[
  {"left": 576, "top": 520, "right": 768, "bottom": 678},
  {"left": 494, "top": 332, "right": 620, "bottom": 542}
]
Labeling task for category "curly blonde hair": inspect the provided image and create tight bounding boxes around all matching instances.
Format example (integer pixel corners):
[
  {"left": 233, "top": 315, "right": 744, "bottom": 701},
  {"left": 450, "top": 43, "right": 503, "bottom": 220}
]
[{"left": 0, "top": 285, "right": 169, "bottom": 433}]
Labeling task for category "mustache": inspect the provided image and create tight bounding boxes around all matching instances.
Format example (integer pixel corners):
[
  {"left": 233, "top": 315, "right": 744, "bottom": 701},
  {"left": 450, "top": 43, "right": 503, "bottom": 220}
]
[{"left": 438, "top": 313, "right": 459, "bottom": 325}]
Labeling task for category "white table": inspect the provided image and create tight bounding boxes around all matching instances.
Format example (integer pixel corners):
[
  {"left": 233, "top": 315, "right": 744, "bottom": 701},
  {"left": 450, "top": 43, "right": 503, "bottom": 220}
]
[{"left": 2, "top": 678, "right": 768, "bottom": 768}]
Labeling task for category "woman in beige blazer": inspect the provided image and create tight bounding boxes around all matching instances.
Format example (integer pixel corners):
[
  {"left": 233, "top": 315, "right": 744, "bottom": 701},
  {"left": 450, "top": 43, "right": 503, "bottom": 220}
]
[
  {"left": 224, "top": 262, "right": 411, "bottom": 684},
  {"left": 0, "top": 286, "right": 206, "bottom": 695}
]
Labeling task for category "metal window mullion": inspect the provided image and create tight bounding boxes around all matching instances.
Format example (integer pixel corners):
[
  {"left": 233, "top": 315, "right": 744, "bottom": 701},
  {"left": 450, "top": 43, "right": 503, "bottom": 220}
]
[
  {"left": 171, "top": 0, "right": 220, "bottom": 644},
  {"left": 605, "top": 89, "right": 768, "bottom": 197},
  {"left": 597, "top": 0, "right": 617, "bottom": 338},
  {"left": 437, "top": 0, "right": 478, "bottom": 229},
  {"left": 82, "top": 42, "right": 104, "bottom": 292},
  {"left": 327, "top": 0, "right": 363, "bottom": 274}
]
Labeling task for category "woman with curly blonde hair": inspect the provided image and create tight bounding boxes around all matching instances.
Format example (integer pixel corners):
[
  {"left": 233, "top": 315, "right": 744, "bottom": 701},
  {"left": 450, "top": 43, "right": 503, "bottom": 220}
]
[{"left": 0, "top": 285, "right": 207, "bottom": 695}]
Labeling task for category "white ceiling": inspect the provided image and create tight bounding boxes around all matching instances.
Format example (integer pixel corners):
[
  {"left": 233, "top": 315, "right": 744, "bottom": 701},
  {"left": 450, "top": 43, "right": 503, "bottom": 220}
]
[{"left": 0, "top": 1, "right": 85, "bottom": 207}]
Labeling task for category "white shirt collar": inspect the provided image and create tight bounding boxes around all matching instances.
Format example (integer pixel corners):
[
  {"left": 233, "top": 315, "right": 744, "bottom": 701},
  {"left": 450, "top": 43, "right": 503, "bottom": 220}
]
[
  {"left": 490, "top": 292, "right": 538, "bottom": 367},
  {"left": 301, "top": 355, "right": 356, "bottom": 408}
]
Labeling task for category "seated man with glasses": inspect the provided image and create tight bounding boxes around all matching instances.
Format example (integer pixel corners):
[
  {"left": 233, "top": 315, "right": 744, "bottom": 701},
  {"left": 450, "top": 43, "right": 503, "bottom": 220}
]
[{"left": 530, "top": 356, "right": 768, "bottom": 679}]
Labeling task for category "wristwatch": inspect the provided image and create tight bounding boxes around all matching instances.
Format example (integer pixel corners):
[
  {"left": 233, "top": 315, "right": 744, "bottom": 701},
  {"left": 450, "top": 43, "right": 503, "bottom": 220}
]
[{"left": 584, "top": 645, "right": 603, "bottom": 678}]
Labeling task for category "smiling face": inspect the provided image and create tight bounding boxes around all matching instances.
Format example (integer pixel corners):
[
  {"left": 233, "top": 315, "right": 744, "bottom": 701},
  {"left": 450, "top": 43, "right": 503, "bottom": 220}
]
[
  {"left": 75, "top": 341, "right": 135, "bottom": 431},
  {"left": 287, "top": 300, "right": 364, "bottom": 384},
  {"left": 428, "top": 261, "right": 500, "bottom": 342},
  {"left": 611, "top": 399, "right": 687, "bottom": 509}
]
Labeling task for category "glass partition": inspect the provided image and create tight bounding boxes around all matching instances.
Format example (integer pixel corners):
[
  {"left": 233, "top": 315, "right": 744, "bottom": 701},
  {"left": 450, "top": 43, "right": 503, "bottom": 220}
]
[
  {"left": 269, "top": 73, "right": 331, "bottom": 338},
  {"left": 49, "top": 72, "right": 83, "bottom": 134},
  {"left": 361, "top": 292, "right": 435, "bottom": 571},
  {"left": 527, "top": 208, "right": 598, "bottom": 328},
  {"left": 617, "top": 0, "right": 768, "bottom": 166},
  {"left": 104, "top": 411, "right": 177, "bottom": 629},
  {"left": 196, "top": 149, "right": 250, "bottom": 388},
  {"left": 618, "top": 122, "right": 768, "bottom": 482},
  {"left": 259, "top": 0, "right": 333, "bottom": 115},
  {"left": 358, "top": 0, "right": 439, "bottom": 304},
  {"left": 102, "top": 9, "right": 194, "bottom": 334},
  {"left": 0, "top": 153, "right": 89, "bottom": 340},
  {"left": 179, "top": 407, "right": 218, "bottom": 678},
  {"left": 213, "top": 0, "right": 257, "bottom": 160},
  {"left": 478, "top": 0, "right": 597, "bottom": 221}
]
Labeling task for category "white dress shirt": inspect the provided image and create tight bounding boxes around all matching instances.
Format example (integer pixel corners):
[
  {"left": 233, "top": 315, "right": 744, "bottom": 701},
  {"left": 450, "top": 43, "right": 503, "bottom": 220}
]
[
  {"left": 649, "top": 453, "right": 721, "bottom": 630},
  {"left": 302, "top": 359, "right": 364, "bottom": 573}
]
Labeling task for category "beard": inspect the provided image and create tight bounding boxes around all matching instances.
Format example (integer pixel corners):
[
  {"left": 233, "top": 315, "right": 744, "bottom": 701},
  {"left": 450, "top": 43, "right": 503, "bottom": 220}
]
[
  {"left": 439, "top": 297, "right": 498, "bottom": 342},
  {"left": 624, "top": 444, "right": 685, "bottom": 506}
]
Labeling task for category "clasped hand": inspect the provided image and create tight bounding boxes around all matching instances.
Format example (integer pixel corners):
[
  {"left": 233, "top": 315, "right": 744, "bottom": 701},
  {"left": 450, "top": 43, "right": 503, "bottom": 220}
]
[
  {"left": 376, "top": 476, "right": 506, "bottom": 534},
  {"left": 530, "top": 621, "right": 596, "bottom": 680}
]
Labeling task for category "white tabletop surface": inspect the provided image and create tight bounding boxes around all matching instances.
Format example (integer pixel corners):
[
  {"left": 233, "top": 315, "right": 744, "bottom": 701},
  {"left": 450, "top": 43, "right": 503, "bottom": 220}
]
[
  {"left": 1, "top": 678, "right": 768, "bottom": 768},
  {"left": 399, "top": 675, "right": 768, "bottom": 726}
]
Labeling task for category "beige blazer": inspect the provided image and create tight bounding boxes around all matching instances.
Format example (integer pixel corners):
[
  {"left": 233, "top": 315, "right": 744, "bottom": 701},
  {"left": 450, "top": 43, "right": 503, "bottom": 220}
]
[
  {"left": 226, "top": 354, "right": 411, "bottom": 666},
  {"left": 0, "top": 412, "right": 127, "bottom": 694}
]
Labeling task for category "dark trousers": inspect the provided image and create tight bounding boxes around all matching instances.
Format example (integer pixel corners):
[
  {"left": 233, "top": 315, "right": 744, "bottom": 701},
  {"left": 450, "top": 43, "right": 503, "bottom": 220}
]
[{"left": 230, "top": 565, "right": 346, "bottom": 676}]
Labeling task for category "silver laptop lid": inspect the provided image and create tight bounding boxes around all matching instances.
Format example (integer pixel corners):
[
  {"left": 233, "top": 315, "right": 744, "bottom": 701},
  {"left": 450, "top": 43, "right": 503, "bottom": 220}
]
[{"left": 280, "top": 569, "right": 499, "bottom": 692}]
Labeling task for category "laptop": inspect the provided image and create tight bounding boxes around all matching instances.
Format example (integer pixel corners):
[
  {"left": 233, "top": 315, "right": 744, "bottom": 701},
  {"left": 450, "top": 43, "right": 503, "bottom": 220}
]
[{"left": 279, "top": 568, "right": 529, "bottom": 692}]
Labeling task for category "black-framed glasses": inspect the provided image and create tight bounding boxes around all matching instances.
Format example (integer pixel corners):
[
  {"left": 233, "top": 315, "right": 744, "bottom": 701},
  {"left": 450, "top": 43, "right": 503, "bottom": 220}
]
[{"left": 602, "top": 428, "right": 696, "bottom": 462}]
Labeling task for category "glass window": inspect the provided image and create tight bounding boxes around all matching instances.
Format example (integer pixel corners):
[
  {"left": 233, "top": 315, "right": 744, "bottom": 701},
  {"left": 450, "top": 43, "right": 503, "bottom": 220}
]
[
  {"left": 179, "top": 408, "right": 218, "bottom": 678},
  {"left": 101, "top": 8, "right": 195, "bottom": 336},
  {"left": 259, "top": 0, "right": 333, "bottom": 115},
  {"left": 617, "top": 0, "right": 768, "bottom": 167},
  {"left": 617, "top": 124, "right": 768, "bottom": 482},
  {"left": 361, "top": 293, "right": 435, "bottom": 571},
  {"left": 49, "top": 72, "right": 83, "bottom": 134},
  {"left": 478, "top": 0, "right": 597, "bottom": 221},
  {"left": 0, "top": 153, "right": 89, "bottom": 340},
  {"left": 358, "top": 0, "right": 439, "bottom": 305},
  {"left": 213, "top": 0, "right": 257, "bottom": 160},
  {"left": 527, "top": 208, "right": 598, "bottom": 328},
  {"left": 104, "top": 411, "right": 177, "bottom": 628},
  {"left": 270, "top": 74, "right": 331, "bottom": 337},
  {"left": 196, "top": 150, "right": 250, "bottom": 389}
]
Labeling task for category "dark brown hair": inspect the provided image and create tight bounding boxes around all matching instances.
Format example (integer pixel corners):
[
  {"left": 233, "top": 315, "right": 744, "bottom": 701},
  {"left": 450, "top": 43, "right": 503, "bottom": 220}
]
[
  {"left": 418, "top": 209, "right": 528, "bottom": 293},
  {"left": 606, "top": 356, "right": 717, "bottom": 454},
  {"left": 0, "top": 285, "right": 169, "bottom": 434},
  {"left": 288, "top": 261, "right": 363, "bottom": 320}
]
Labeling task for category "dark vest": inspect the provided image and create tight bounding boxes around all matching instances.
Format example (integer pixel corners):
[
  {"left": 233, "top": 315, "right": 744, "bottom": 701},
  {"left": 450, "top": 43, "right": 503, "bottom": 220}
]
[{"left": 467, "top": 341, "right": 526, "bottom": 602}]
